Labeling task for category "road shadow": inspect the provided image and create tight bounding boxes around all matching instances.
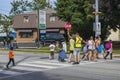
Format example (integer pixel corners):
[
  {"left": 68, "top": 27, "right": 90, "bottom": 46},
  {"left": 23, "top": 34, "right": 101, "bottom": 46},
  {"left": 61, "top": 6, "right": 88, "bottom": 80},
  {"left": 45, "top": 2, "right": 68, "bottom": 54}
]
[
  {"left": 40, "top": 57, "right": 49, "bottom": 59},
  {"left": 0, "top": 71, "right": 63, "bottom": 80}
]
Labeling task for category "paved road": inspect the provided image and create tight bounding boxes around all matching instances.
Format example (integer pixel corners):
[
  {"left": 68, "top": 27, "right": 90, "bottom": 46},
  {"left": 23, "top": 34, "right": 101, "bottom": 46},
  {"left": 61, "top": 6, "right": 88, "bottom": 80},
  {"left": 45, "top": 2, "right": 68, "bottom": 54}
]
[{"left": 0, "top": 51, "right": 120, "bottom": 80}]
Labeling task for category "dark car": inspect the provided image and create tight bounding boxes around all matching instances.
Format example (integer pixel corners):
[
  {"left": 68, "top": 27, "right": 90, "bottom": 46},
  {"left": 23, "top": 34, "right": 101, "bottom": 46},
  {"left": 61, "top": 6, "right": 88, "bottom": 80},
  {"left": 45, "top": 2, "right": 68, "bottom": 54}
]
[
  {"left": 36, "top": 33, "right": 65, "bottom": 46},
  {"left": 45, "top": 33, "right": 64, "bottom": 41}
]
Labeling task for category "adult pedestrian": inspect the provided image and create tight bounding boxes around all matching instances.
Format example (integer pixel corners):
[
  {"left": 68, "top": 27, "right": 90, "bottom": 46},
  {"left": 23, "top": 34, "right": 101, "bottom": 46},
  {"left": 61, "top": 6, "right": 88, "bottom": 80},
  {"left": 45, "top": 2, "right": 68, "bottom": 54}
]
[
  {"left": 67, "top": 31, "right": 75, "bottom": 63},
  {"left": 88, "top": 36, "right": 97, "bottom": 62},
  {"left": 73, "top": 33, "right": 82, "bottom": 64},
  {"left": 95, "top": 36, "right": 101, "bottom": 59}
]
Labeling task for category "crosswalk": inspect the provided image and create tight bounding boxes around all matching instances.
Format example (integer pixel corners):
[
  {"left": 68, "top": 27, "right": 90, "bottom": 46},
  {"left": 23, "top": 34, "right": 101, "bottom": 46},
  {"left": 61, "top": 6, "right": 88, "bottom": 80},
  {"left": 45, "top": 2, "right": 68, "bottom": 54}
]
[
  {"left": 0, "top": 59, "right": 118, "bottom": 79},
  {"left": 12, "top": 60, "right": 72, "bottom": 72},
  {"left": 0, "top": 59, "right": 72, "bottom": 78}
]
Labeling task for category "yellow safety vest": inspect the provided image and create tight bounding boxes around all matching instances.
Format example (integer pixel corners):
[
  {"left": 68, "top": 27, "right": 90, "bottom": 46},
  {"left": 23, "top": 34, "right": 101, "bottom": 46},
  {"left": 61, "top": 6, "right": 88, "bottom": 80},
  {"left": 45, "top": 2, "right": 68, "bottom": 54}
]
[{"left": 75, "top": 37, "right": 82, "bottom": 48}]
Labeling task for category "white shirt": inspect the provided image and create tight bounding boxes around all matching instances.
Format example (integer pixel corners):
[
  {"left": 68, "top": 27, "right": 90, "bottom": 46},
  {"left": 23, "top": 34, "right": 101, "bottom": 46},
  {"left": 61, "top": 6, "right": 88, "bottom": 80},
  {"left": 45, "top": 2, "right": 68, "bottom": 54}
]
[
  {"left": 49, "top": 44, "right": 55, "bottom": 51},
  {"left": 62, "top": 42, "right": 67, "bottom": 52},
  {"left": 88, "top": 40, "right": 95, "bottom": 50}
]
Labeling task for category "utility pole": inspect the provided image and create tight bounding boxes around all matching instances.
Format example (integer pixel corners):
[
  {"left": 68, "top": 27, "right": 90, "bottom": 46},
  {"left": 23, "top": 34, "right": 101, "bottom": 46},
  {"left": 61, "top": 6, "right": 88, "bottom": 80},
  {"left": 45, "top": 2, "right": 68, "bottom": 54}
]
[
  {"left": 37, "top": 10, "right": 40, "bottom": 48},
  {"left": 93, "top": 0, "right": 101, "bottom": 37}
]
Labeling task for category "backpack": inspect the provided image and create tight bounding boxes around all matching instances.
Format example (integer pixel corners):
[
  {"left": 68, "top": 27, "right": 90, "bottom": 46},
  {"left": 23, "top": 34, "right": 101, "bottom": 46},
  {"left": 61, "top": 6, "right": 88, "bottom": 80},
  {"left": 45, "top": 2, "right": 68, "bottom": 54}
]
[{"left": 105, "top": 42, "right": 111, "bottom": 50}]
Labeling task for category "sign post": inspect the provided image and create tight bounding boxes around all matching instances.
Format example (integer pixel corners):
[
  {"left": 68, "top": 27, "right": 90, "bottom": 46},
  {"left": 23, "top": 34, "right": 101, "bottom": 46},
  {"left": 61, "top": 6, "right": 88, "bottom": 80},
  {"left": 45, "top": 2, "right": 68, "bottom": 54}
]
[
  {"left": 93, "top": 0, "right": 101, "bottom": 37},
  {"left": 39, "top": 10, "right": 46, "bottom": 47}
]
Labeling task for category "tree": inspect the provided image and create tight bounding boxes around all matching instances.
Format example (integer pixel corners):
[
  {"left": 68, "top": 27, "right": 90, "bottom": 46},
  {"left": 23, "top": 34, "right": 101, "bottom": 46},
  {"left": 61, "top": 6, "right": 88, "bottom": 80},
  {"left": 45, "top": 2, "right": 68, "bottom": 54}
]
[
  {"left": 55, "top": 0, "right": 94, "bottom": 39},
  {"left": 10, "top": 0, "right": 51, "bottom": 15},
  {"left": 100, "top": 0, "right": 120, "bottom": 30},
  {"left": 10, "top": 0, "right": 32, "bottom": 15},
  {"left": 0, "top": 14, "right": 13, "bottom": 38},
  {"left": 55, "top": 0, "right": 120, "bottom": 40},
  {"left": 99, "top": 0, "right": 120, "bottom": 40},
  {"left": 31, "top": 0, "right": 51, "bottom": 10}
]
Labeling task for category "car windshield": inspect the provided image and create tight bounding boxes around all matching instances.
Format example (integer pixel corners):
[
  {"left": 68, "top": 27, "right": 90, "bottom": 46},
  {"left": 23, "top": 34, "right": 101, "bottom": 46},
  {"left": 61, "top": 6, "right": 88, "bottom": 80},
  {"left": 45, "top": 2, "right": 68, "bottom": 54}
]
[{"left": 46, "top": 33, "right": 64, "bottom": 40}]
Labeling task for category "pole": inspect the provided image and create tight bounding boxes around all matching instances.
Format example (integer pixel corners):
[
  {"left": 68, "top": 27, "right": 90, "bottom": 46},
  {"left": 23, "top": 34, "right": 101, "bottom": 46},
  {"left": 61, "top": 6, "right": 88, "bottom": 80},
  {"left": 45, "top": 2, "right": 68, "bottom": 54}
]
[
  {"left": 37, "top": 10, "right": 40, "bottom": 48},
  {"left": 95, "top": 0, "right": 99, "bottom": 37}
]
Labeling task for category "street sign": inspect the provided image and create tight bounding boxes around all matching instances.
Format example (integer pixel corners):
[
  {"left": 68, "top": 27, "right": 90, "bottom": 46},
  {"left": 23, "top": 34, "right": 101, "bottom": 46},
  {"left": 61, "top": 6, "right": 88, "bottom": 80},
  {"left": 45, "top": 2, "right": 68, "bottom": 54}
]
[
  {"left": 96, "top": 22, "right": 101, "bottom": 32},
  {"left": 65, "top": 22, "right": 71, "bottom": 30},
  {"left": 39, "top": 10, "right": 46, "bottom": 29},
  {"left": 93, "top": 22, "right": 101, "bottom": 32},
  {"left": 40, "top": 30, "right": 46, "bottom": 34}
]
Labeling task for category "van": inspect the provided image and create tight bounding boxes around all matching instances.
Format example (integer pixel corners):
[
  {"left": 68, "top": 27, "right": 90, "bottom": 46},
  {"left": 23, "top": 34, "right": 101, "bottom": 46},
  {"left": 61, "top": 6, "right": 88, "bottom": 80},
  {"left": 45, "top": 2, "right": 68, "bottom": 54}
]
[{"left": 36, "top": 33, "right": 65, "bottom": 46}]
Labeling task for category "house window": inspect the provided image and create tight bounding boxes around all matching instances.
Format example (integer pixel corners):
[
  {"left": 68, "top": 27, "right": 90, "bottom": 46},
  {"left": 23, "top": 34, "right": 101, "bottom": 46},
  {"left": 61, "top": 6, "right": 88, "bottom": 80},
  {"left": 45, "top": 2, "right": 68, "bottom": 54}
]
[
  {"left": 50, "top": 16, "right": 55, "bottom": 22},
  {"left": 24, "top": 16, "right": 29, "bottom": 23},
  {"left": 19, "top": 32, "right": 33, "bottom": 38}
]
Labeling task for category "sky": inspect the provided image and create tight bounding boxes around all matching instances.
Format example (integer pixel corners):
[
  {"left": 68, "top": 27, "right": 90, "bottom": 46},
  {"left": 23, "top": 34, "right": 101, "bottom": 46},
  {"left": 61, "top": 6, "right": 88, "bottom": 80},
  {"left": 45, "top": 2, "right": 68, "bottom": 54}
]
[
  {"left": 0, "top": 0, "right": 12, "bottom": 15},
  {"left": 0, "top": 0, "right": 56, "bottom": 15}
]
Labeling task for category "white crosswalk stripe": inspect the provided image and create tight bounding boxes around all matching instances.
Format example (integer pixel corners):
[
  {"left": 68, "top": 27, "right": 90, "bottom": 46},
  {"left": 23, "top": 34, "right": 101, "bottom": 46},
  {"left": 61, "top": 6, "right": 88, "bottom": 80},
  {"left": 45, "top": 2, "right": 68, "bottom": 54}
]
[
  {"left": 0, "top": 59, "right": 119, "bottom": 79},
  {"left": 0, "top": 59, "right": 72, "bottom": 77}
]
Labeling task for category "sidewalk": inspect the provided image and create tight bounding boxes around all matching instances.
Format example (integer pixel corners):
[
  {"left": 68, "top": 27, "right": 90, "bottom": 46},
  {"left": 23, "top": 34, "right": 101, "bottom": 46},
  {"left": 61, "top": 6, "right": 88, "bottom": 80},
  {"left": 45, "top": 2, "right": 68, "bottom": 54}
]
[{"left": 113, "top": 54, "right": 120, "bottom": 58}]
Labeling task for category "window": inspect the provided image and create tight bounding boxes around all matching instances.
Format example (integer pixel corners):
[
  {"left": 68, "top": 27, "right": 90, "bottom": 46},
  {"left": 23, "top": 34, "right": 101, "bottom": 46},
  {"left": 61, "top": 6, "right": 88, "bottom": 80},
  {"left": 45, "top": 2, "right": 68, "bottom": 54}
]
[
  {"left": 19, "top": 32, "right": 33, "bottom": 38},
  {"left": 24, "top": 16, "right": 29, "bottom": 23},
  {"left": 50, "top": 16, "right": 55, "bottom": 22}
]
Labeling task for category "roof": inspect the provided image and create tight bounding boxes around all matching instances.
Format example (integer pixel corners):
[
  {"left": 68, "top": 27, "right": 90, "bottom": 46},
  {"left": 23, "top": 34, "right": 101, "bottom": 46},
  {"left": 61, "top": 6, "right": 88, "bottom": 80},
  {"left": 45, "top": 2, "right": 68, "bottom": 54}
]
[
  {"left": 13, "top": 8, "right": 66, "bottom": 29},
  {"left": 22, "top": 8, "right": 56, "bottom": 14}
]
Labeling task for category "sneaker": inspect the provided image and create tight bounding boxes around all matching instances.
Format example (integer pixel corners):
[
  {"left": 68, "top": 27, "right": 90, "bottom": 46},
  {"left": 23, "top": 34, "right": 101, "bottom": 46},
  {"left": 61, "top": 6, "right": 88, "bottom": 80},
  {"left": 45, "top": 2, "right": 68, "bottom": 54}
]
[
  {"left": 104, "top": 57, "right": 106, "bottom": 60},
  {"left": 61, "top": 59, "right": 66, "bottom": 62},
  {"left": 6, "top": 65, "right": 9, "bottom": 69},
  {"left": 72, "top": 62, "right": 77, "bottom": 65},
  {"left": 68, "top": 61, "right": 71, "bottom": 63}
]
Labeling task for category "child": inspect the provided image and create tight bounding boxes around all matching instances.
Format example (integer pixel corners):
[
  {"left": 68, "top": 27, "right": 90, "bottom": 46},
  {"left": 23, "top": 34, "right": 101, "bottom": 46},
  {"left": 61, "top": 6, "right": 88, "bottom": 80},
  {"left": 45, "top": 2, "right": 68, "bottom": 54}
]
[
  {"left": 58, "top": 42, "right": 67, "bottom": 62},
  {"left": 104, "top": 40, "right": 113, "bottom": 60},
  {"left": 82, "top": 40, "right": 88, "bottom": 61},
  {"left": 6, "top": 47, "right": 15, "bottom": 69},
  {"left": 97, "top": 42, "right": 105, "bottom": 58},
  {"left": 49, "top": 42, "right": 55, "bottom": 60}
]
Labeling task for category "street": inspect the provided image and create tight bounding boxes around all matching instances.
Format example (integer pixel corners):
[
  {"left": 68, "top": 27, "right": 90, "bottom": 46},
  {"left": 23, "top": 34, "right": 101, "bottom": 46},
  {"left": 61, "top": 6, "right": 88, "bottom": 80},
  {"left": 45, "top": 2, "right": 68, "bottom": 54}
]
[{"left": 0, "top": 51, "right": 120, "bottom": 80}]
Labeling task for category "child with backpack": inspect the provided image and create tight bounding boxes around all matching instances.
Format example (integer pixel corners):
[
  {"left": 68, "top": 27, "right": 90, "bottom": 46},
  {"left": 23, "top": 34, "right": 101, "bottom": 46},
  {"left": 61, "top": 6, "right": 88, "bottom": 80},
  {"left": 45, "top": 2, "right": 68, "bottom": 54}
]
[
  {"left": 97, "top": 42, "right": 105, "bottom": 58},
  {"left": 58, "top": 42, "right": 67, "bottom": 62},
  {"left": 104, "top": 40, "right": 113, "bottom": 60},
  {"left": 6, "top": 47, "right": 15, "bottom": 69}
]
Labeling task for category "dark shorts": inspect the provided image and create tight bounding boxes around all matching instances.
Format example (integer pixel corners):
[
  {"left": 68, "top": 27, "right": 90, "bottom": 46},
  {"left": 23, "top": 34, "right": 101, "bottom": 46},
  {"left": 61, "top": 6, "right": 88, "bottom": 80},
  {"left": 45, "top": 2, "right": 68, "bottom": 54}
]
[
  {"left": 70, "top": 50, "right": 74, "bottom": 54},
  {"left": 50, "top": 51, "right": 54, "bottom": 56},
  {"left": 88, "top": 49, "right": 96, "bottom": 53}
]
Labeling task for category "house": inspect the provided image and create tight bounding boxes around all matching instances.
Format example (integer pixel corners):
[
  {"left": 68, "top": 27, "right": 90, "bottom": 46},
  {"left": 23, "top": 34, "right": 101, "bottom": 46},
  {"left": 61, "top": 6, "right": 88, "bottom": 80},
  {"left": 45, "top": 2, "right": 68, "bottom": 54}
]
[
  {"left": 13, "top": 9, "right": 66, "bottom": 43},
  {"left": 13, "top": 8, "right": 120, "bottom": 44},
  {"left": 106, "top": 29, "right": 120, "bottom": 41}
]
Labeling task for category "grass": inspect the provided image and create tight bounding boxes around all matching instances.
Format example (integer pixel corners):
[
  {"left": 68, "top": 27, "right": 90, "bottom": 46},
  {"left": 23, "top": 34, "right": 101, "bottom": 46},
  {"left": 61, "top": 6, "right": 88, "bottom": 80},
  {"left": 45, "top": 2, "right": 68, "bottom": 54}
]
[
  {"left": 0, "top": 46, "right": 120, "bottom": 54},
  {"left": 113, "top": 49, "right": 120, "bottom": 54}
]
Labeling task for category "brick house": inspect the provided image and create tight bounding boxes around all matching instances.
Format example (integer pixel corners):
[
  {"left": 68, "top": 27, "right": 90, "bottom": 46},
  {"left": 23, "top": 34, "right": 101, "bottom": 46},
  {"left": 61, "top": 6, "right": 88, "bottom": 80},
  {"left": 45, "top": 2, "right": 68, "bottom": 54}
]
[{"left": 13, "top": 9, "right": 66, "bottom": 43}]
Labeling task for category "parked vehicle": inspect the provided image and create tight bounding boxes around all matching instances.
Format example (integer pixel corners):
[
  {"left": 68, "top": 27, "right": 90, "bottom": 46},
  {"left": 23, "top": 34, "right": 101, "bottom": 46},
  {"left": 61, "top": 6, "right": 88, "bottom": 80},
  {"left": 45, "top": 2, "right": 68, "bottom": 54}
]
[{"left": 36, "top": 32, "right": 65, "bottom": 46}]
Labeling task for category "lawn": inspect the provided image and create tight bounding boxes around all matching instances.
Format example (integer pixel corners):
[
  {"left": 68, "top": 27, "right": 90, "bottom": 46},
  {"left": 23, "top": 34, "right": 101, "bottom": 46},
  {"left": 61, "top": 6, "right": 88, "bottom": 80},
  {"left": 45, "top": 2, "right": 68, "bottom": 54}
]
[{"left": 0, "top": 46, "right": 120, "bottom": 54}]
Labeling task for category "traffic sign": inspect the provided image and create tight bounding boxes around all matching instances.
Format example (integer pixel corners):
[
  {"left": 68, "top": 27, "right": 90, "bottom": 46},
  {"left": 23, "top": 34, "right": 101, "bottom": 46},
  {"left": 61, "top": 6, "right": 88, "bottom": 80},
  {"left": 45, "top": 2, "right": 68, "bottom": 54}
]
[
  {"left": 39, "top": 10, "right": 46, "bottom": 29},
  {"left": 65, "top": 22, "right": 71, "bottom": 30}
]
